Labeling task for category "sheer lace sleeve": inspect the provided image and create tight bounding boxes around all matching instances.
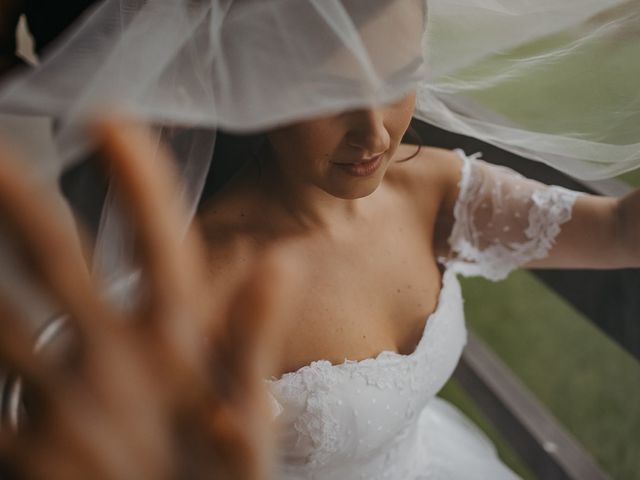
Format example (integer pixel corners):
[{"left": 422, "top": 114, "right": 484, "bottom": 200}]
[{"left": 446, "top": 150, "right": 582, "bottom": 281}]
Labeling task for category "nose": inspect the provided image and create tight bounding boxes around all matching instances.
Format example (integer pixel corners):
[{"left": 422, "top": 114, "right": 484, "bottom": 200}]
[{"left": 345, "top": 108, "right": 390, "bottom": 157}]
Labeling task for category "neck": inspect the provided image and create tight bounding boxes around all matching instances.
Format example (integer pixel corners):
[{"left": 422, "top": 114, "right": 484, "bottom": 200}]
[{"left": 257, "top": 150, "right": 371, "bottom": 232}]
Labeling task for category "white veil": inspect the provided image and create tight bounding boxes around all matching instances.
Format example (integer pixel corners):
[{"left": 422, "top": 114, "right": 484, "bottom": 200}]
[
  {"left": 0, "top": 0, "right": 638, "bottom": 292},
  {"left": 420, "top": 0, "right": 640, "bottom": 180}
]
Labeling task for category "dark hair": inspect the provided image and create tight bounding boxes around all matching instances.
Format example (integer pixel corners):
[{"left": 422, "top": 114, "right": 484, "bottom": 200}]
[{"left": 396, "top": 125, "right": 422, "bottom": 163}]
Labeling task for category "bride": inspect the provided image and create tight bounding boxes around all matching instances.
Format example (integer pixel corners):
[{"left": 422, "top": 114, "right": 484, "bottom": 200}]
[
  {"left": 0, "top": 0, "right": 639, "bottom": 479},
  {"left": 2, "top": 97, "right": 638, "bottom": 480},
  {"left": 4, "top": 90, "right": 640, "bottom": 480},
  {"left": 197, "top": 94, "right": 639, "bottom": 480}
]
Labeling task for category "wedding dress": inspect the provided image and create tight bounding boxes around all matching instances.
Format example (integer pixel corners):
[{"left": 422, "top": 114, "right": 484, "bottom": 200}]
[{"left": 267, "top": 150, "right": 581, "bottom": 479}]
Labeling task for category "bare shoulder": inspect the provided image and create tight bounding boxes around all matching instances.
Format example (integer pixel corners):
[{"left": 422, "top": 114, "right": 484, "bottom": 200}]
[
  {"left": 197, "top": 186, "right": 267, "bottom": 293},
  {"left": 386, "top": 144, "right": 462, "bottom": 213},
  {"left": 385, "top": 144, "right": 463, "bottom": 254},
  {"left": 197, "top": 185, "right": 302, "bottom": 304}
]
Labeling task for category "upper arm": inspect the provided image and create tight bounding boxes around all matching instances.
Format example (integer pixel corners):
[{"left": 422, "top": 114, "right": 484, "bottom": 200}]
[
  {"left": 527, "top": 193, "right": 621, "bottom": 269},
  {"left": 413, "top": 148, "right": 633, "bottom": 277},
  {"left": 441, "top": 151, "right": 640, "bottom": 278},
  {"left": 393, "top": 145, "right": 462, "bottom": 257},
  {"left": 438, "top": 151, "right": 586, "bottom": 280}
]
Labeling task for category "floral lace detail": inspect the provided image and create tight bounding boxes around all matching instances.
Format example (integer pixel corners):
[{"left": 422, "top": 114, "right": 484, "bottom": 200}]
[
  {"left": 447, "top": 150, "right": 580, "bottom": 281},
  {"left": 277, "top": 361, "right": 343, "bottom": 467},
  {"left": 268, "top": 271, "right": 468, "bottom": 476},
  {"left": 272, "top": 345, "right": 417, "bottom": 467},
  {"left": 294, "top": 390, "right": 341, "bottom": 467},
  {"left": 527, "top": 188, "right": 578, "bottom": 253}
]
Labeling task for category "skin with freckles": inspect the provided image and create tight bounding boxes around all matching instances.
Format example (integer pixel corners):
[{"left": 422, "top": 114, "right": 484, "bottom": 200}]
[
  {"left": 200, "top": 91, "right": 640, "bottom": 378},
  {"left": 199, "top": 92, "right": 445, "bottom": 375}
]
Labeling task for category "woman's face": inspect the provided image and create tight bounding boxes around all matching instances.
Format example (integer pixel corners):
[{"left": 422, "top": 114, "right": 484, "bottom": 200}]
[{"left": 267, "top": 91, "right": 416, "bottom": 200}]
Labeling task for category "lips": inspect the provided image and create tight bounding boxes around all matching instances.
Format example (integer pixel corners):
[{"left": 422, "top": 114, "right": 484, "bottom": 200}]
[{"left": 333, "top": 153, "right": 384, "bottom": 177}]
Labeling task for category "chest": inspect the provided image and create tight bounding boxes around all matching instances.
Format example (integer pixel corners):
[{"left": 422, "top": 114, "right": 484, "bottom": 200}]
[{"left": 276, "top": 216, "right": 442, "bottom": 376}]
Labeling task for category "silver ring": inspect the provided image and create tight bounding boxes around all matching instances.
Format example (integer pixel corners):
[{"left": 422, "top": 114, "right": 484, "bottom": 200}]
[{"left": 0, "top": 314, "right": 69, "bottom": 432}]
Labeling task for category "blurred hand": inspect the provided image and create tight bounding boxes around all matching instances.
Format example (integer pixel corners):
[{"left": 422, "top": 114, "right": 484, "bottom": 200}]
[{"left": 0, "top": 118, "right": 286, "bottom": 480}]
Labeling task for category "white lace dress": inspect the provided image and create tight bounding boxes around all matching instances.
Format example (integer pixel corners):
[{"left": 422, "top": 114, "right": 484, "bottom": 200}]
[{"left": 267, "top": 151, "right": 581, "bottom": 480}]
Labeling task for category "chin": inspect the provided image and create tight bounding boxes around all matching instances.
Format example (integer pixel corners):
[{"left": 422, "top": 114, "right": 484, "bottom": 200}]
[{"left": 326, "top": 175, "right": 384, "bottom": 200}]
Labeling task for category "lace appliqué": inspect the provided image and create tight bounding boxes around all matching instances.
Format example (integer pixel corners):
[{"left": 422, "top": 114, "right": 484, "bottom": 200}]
[
  {"left": 268, "top": 271, "right": 468, "bottom": 473},
  {"left": 447, "top": 150, "right": 581, "bottom": 281},
  {"left": 270, "top": 361, "right": 343, "bottom": 467}
]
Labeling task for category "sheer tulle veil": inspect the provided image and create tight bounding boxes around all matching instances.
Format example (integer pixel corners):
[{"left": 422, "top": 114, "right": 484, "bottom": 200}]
[{"left": 0, "top": 0, "right": 638, "bottom": 302}]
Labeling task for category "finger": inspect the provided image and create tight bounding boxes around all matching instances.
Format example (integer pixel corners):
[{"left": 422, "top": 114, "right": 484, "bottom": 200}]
[
  {"left": 32, "top": 391, "right": 160, "bottom": 480},
  {"left": 94, "top": 117, "right": 212, "bottom": 381},
  {"left": 207, "top": 254, "right": 292, "bottom": 480},
  {"left": 94, "top": 117, "right": 207, "bottom": 316},
  {"left": 204, "top": 403, "right": 261, "bottom": 480},
  {"left": 2, "top": 435, "right": 98, "bottom": 480},
  {"left": 0, "top": 141, "right": 112, "bottom": 335},
  {"left": 0, "top": 437, "right": 25, "bottom": 480},
  {"left": 0, "top": 293, "right": 51, "bottom": 391},
  {"left": 217, "top": 248, "right": 296, "bottom": 402}
]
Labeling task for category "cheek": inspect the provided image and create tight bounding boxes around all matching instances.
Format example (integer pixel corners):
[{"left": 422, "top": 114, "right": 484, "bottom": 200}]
[
  {"left": 296, "top": 120, "right": 347, "bottom": 153},
  {"left": 398, "top": 92, "right": 417, "bottom": 124},
  {"left": 269, "top": 124, "right": 343, "bottom": 174},
  {"left": 387, "top": 93, "right": 416, "bottom": 136}
]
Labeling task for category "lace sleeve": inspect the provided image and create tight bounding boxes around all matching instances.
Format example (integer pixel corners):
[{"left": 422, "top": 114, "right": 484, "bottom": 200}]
[{"left": 446, "top": 150, "right": 582, "bottom": 281}]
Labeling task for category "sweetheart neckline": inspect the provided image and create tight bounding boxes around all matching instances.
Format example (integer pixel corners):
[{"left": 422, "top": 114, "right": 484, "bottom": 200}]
[{"left": 268, "top": 268, "right": 457, "bottom": 384}]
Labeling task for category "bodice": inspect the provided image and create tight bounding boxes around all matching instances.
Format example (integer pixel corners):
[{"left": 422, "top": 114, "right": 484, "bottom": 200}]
[{"left": 268, "top": 268, "right": 467, "bottom": 479}]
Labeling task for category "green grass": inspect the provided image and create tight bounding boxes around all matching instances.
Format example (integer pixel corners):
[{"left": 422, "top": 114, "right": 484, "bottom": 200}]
[
  {"left": 443, "top": 12, "right": 640, "bottom": 183},
  {"left": 438, "top": 271, "right": 640, "bottom": 479},
  {"left": 619, "top": 169, "right": 640, "bottom": 187},
  {"left": 456, "top": 29, "right": 640, "bottom": 147}
]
